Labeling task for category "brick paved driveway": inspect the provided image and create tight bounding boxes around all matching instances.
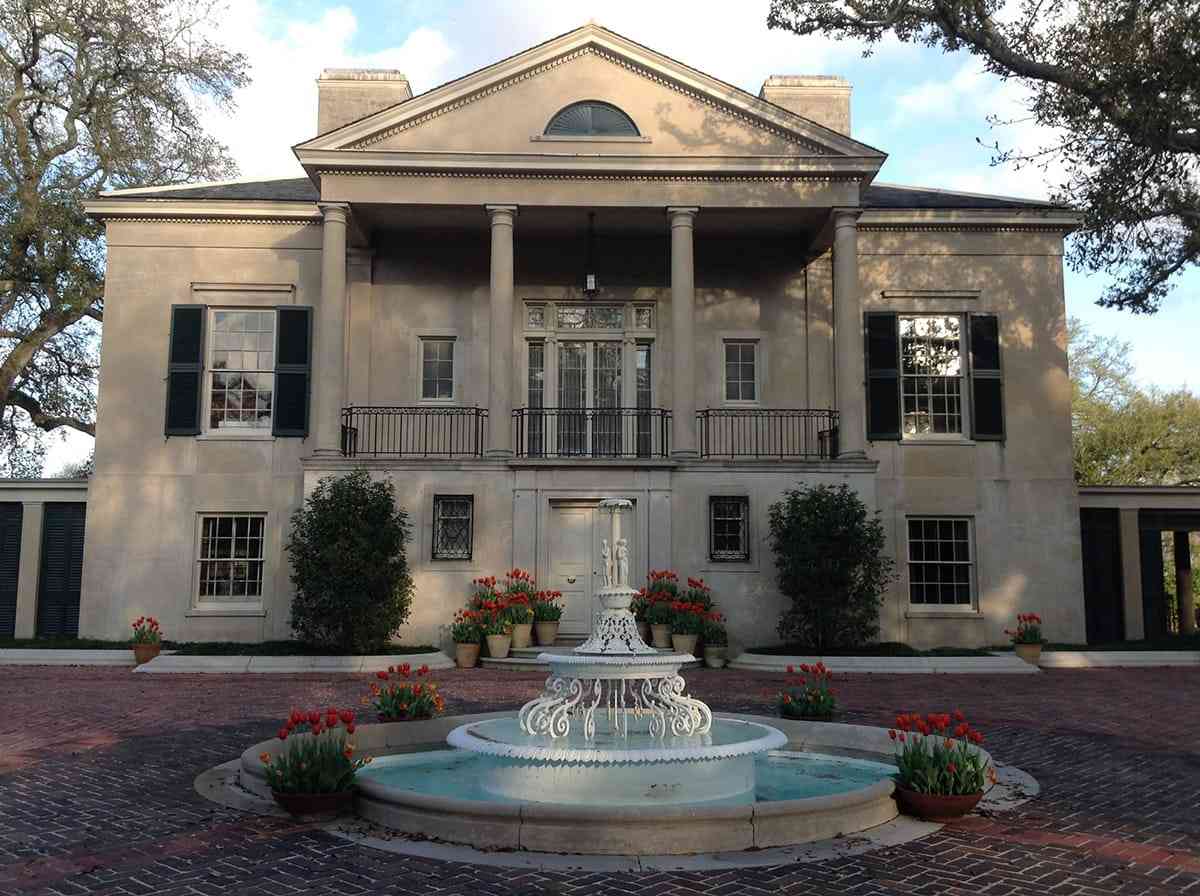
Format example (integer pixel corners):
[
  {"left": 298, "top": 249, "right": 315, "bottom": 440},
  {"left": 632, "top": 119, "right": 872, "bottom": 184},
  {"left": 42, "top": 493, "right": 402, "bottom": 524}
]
[{"left": 2, "top": 666, "right": 1198, "bottom": 895}]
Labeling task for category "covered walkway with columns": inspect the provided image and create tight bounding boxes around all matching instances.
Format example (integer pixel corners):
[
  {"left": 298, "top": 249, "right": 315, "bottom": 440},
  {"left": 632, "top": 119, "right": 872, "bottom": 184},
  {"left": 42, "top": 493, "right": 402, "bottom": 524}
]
[
  {"left": 304, "top": 194, "right": 872, "bottom": 464},
  {"left": 1078, "top": 486, "right": 1200, "bottom": 643}
]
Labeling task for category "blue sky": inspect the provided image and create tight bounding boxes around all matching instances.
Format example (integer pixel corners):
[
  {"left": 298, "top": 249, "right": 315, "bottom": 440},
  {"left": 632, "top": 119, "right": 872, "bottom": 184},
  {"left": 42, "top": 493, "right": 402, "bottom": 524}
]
[{"left": 43, "top": 0, "right": 1200, "bottom": 469}]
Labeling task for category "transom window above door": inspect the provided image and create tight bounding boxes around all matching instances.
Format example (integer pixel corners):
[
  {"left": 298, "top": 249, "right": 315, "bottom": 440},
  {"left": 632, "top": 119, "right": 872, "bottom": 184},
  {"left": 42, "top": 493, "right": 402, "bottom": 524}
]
[{"left": 526, "top": 302, "right": 654, "bottom": 333}]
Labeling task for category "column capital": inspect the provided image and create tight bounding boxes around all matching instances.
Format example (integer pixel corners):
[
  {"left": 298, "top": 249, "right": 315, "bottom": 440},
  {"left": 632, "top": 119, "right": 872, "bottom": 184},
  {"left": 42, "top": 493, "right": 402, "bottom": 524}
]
[
  {"left": 666, "top": 206, "right": 699, "bottom": 227},
  {"left": 486, "top": 204, "right": 518, "bottom": 223},
  {"left": 318, "top": 201, "right": 349, "bottom": 223},
  {"left": 831, "top": 207, "right": 862, "bottom": 229}
]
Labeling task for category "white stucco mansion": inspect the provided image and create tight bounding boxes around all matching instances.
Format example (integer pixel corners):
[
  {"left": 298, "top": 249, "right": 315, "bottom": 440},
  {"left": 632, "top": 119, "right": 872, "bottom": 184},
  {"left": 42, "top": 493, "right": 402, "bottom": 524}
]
[{"left": 12, "top": 23, "right": 1159, "bottom": 653}]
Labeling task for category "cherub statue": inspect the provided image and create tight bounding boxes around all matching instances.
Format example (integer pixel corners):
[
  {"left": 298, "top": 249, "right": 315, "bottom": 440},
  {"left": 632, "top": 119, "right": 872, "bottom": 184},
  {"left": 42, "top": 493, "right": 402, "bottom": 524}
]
[{"left": 615, "top": 538, "right": 629, "bottom": 588}]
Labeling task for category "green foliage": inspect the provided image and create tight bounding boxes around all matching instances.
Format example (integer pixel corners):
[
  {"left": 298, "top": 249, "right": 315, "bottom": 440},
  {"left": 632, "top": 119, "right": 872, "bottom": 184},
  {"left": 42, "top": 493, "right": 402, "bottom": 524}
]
[
  {"left": 768, "top": 1, "right": 1200, "bottom": 313},
  {"left": 0, "top": 1, "right": 249, "bottom": 473},
  {"left": 264, "top": 711, "right": 366, "bottom": 794},
  {"left": 768, "top": 484, "right": 894, "bottom": 650},
  {"left": 1070, "top": 317, "right": 1200, "bottom": 486},
  {"left": 779, "top": 661, "right": 837, "bottom": 719},
  {"left": 286, "top": 470, "right": 413, "bottom": 653},
  {"left": 890, "top": 712, "right": 989, "bottom": 796},
  {"left": 702, "top": 616, "right": 727, "bottom": 646}
]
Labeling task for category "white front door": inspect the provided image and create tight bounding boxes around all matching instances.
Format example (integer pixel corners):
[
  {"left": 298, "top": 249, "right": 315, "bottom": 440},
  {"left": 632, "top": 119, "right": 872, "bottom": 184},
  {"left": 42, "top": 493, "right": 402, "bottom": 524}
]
[{"left": 546, "top": 504, "right": 597, "bottom": 634}]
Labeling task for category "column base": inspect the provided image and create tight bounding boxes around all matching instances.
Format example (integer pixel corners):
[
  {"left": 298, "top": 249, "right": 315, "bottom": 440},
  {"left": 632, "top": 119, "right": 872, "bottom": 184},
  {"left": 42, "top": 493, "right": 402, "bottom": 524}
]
[
  {"left": 671, "top": 450, "right": 699, "bottom": 460},
  {"left": 486, "top": 449, "right": 515, "bottom": 459},
  {"left": 837, "top": 449, "right": 868, "bottom": 460},
  {"left": 312, "top": 447, "right": 345, "bottom": 458}
]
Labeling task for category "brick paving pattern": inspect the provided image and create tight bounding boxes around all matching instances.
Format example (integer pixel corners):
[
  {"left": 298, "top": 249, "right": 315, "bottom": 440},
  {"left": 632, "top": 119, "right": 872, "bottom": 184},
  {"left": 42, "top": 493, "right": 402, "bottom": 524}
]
[{"left": 2, "top": 666, "right": 1198, "bottom": 895}]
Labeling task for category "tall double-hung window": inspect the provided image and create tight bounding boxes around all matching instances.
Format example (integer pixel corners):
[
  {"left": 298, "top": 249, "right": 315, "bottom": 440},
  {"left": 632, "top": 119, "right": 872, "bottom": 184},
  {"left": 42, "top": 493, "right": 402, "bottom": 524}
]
[{"left": 207, "top": 310, "right": 276, "bottom": 432}]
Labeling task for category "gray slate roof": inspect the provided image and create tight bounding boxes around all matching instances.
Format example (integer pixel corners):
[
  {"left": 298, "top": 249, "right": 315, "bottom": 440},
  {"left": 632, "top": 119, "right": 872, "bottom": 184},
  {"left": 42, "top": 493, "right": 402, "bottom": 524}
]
[{"left": 103, "top": 177, "right": 1063, "bottom": 210}]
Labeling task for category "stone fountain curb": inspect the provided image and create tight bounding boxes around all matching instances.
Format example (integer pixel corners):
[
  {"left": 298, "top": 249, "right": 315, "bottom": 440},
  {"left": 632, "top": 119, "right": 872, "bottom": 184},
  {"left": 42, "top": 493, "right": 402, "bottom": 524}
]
[
  {"left": 232, "top": 712, "right": 1017, "bottom": 857},
  {"left": 730, "top": 652, "right": 1039, "bottom": 674}
]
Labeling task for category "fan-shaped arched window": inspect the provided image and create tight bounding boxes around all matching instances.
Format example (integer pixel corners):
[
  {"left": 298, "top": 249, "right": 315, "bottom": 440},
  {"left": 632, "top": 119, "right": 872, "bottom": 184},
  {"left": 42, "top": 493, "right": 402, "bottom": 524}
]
[{"left": 544, "top": 101, "right": 640, "bottom": 137}]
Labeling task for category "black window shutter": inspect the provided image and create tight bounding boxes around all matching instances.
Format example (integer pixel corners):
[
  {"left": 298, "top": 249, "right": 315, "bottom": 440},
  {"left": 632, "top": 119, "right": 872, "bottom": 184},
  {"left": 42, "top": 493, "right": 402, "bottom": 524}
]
[
  {"left": 968, "top": 313, "right": 1005, "bottom": 440},
  {"left": 273, "top": 306, "right": 312, "bottom": 437},
  {"left": 165, "top": 305, "right": 205, "bottom": 436},
  {"left": 864, "top": 312, "right": 901, "bottom": 440}
]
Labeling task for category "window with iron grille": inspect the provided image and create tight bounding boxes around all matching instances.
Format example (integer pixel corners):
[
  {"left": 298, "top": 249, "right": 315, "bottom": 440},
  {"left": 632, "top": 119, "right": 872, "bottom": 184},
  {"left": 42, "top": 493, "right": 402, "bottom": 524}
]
[
  {"left": 710, "top": 496, "right": 750, "bottom": 562},
  {"left": 197, "top": 513, "right": 265, "bottom": 600},
  {"left": 433, "top": 495, "right": 473, "bottom": 561},
  {"left": 907, "top": 517, "right": 975, "bottom": 606}
]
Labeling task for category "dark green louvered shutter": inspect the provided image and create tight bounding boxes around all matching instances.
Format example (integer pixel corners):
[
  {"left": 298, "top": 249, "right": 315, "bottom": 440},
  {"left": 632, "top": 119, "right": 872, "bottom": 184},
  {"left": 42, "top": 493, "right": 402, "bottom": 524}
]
[
  {"left": 165, "top": 305, "right": 205, "bottom": 436},
  {"left": 864, "top": 312, "right": 901, "bottom": 441},
  {"left": 0, "top": 503, "right": 22, "bottom": 638},
  {"left": 35, "top": 502, "right": 86, "bottom": 638},
  {"left": 968, "top": 313, "right": 1004, "bottom": 441},
  {"left": 273, "top": 306, "right": 313, "bottom": 437}
]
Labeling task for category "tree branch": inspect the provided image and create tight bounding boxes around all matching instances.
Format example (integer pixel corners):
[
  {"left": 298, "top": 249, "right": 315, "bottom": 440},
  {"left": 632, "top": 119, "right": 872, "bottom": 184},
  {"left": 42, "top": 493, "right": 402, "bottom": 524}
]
[{"left": 7, "top": 388, "right": 94, "bottom": 436}]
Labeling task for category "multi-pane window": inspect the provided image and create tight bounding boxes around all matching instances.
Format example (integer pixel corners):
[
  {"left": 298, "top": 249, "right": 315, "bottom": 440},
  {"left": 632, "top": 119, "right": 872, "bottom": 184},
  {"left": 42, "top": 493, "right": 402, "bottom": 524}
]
[
  {"left": 197, "top": 513, "right": 265, "bottom": 600},
  {"left": 907, "top": 517, "right": 974, "bottom": 606},
  {"left": 900, "top": 315, "right": 964, "bottom": 436},
  {"left": 421, "top": 338, "right": 455, "bottom": 400},
  {"left": 710, "top": 497, "right": 750, "bottom": 562},
  {"left": 724, "top": 341, "right": 757, "bottom": 402},
  {"left": 527, "top": 342, "right": 545, "bottom": 457},
  {"left": 432, "top": 496, "right": 473, "bottom": 561},
  {"left": 208, "top": 310, "right": 275, "bottom": 432}
]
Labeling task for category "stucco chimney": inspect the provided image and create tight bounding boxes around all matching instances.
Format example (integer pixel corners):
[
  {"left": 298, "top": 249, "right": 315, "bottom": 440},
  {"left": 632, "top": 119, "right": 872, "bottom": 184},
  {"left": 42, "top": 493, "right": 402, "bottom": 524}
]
[
  {"left": 759, "top": 76, "right": 851, "bottom": 136},
  {"left": 317, "top": 68, "right": 412, "bottom": 135}
]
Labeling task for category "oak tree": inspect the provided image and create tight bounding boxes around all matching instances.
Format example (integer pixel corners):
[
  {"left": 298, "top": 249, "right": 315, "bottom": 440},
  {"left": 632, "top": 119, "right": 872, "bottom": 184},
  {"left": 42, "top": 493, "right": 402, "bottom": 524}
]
[
  {"left": 0, "top": 0, "right": 248, "bottom": 474},
  {"left": 768, "top": 1, "right": 1200, "bottom": 314}
]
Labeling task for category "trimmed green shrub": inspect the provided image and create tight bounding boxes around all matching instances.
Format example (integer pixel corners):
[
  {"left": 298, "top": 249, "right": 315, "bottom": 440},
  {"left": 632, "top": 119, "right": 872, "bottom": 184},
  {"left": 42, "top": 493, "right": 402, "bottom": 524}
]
[
  {"left": 768, "top": 483, "right": 894, "bottom": 650},
  {"left": 286, "top": 470, "right": 414, "bottom": 652}
]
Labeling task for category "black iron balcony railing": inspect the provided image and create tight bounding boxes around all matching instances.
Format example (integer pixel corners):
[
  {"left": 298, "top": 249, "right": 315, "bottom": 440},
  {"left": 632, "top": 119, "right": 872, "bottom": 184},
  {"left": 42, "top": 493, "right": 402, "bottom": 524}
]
[
  {"left": 696, "top": 408, "right": 839, "bottom": 459},
  {"left": 340, "top": 406, "right": 488, "bottom": 458},
  {"left": 513, "top": 407, "right": 671, "bottom": 459}
]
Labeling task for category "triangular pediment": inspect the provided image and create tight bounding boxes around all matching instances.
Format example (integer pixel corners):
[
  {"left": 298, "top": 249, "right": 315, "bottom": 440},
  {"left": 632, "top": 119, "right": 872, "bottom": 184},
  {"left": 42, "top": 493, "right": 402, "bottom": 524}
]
[{"left": 296, "top": 24, "right": 884, "bottom": 162}]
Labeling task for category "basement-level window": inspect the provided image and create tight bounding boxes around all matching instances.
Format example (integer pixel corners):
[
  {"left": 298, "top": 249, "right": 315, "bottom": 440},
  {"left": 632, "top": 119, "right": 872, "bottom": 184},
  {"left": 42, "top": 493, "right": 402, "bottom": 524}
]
[
  {"left": 197, "top": 513, "right": 266, "bottom": 600},
  {"left": 710, "top": 496, "right": 750, "bottom": 562},
  {"left": 545, "top": 101, "right": 640, "bottom": 137},
  {"left": 907, "top": 517, "right": 974, "bottom": 606},
  {"left": 432, "top": 495, "right": 474, "bottom": 561}
]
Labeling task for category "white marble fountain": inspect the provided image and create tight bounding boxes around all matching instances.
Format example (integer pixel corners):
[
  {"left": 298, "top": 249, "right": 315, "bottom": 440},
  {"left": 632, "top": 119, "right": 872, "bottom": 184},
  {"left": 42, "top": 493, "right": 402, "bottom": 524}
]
[{"left": 446, "top": 498, "right": 788, "bottom": 805}]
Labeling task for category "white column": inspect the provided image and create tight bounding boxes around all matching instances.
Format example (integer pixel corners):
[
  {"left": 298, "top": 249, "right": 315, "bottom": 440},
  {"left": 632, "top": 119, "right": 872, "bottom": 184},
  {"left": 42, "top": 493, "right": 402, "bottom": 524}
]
[
  {"left": 487, "top": 205, "right": 517, "bottom": 457},
  {"left": 668, "top": 207, "right": 698, "bottom": 458},
  {"left": 314, "top": 202, "right": 349, "bottom": 455},
  {"left": 13, "top": 501, "right": 43, "bottom": 638},
  {"left": 832, "top": 208, "right": 866, "bottom": 458}
]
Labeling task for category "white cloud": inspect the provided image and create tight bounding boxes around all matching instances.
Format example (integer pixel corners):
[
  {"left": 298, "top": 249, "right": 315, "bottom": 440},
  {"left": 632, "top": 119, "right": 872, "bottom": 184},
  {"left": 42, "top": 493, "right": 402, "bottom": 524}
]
[{"left": 201, "top": 3, "right": 455, "bottom": 179}]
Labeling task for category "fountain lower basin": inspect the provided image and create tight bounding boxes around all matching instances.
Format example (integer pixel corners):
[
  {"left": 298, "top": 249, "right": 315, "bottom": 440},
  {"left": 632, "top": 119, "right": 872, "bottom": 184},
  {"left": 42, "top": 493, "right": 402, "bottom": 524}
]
[
  {"left": 447, "top": 716, "right": 788, "bottom": 805},
  {"left": 240, "top": 713, "right": 917, "bottom": 855}
]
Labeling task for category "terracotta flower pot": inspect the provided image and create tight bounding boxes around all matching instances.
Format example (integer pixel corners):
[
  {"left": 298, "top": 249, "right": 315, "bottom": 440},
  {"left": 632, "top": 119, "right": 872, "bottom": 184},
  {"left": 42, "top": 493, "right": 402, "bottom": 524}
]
[
  {"left": 636, "top": 620, "right": 651, "bottom": 644},
  {"left": 1014, "top": 642, "right": 1043, "bottom": 666},
  {"left": 486, "top": 633, "right": 512, "bottom": 659},
  {"left": 892, "top": 784, "right": 983, "bottom": 821},
  {"left": 703, "top": 645, "right": 727, "bottom": 669},
  {"left": 454, "top": 642, "right": 480, "bottom": 669},
  {"left": 671, "top": 633, "right": 699, "bottom": 656},
  {"left": 534, "top": 621, "right": 560, "bottom": 646},
  {"left": 510, "top": 622, "right": 533, "bottom": 649},
  {"left": 650, "top": 624, "right": 672, "bottom": 649},
  {"left": 272, "top": 789, "right": 354, "bottom": 818},
  {"left": 132, "top": 642, "right": 161, "bottom": 665}
]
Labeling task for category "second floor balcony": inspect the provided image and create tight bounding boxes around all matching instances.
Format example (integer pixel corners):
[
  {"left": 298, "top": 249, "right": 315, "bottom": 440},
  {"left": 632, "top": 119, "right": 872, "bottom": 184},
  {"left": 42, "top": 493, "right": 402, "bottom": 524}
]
[{"left": 340, "top": 405, "right": 838, "bottom": 461}]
